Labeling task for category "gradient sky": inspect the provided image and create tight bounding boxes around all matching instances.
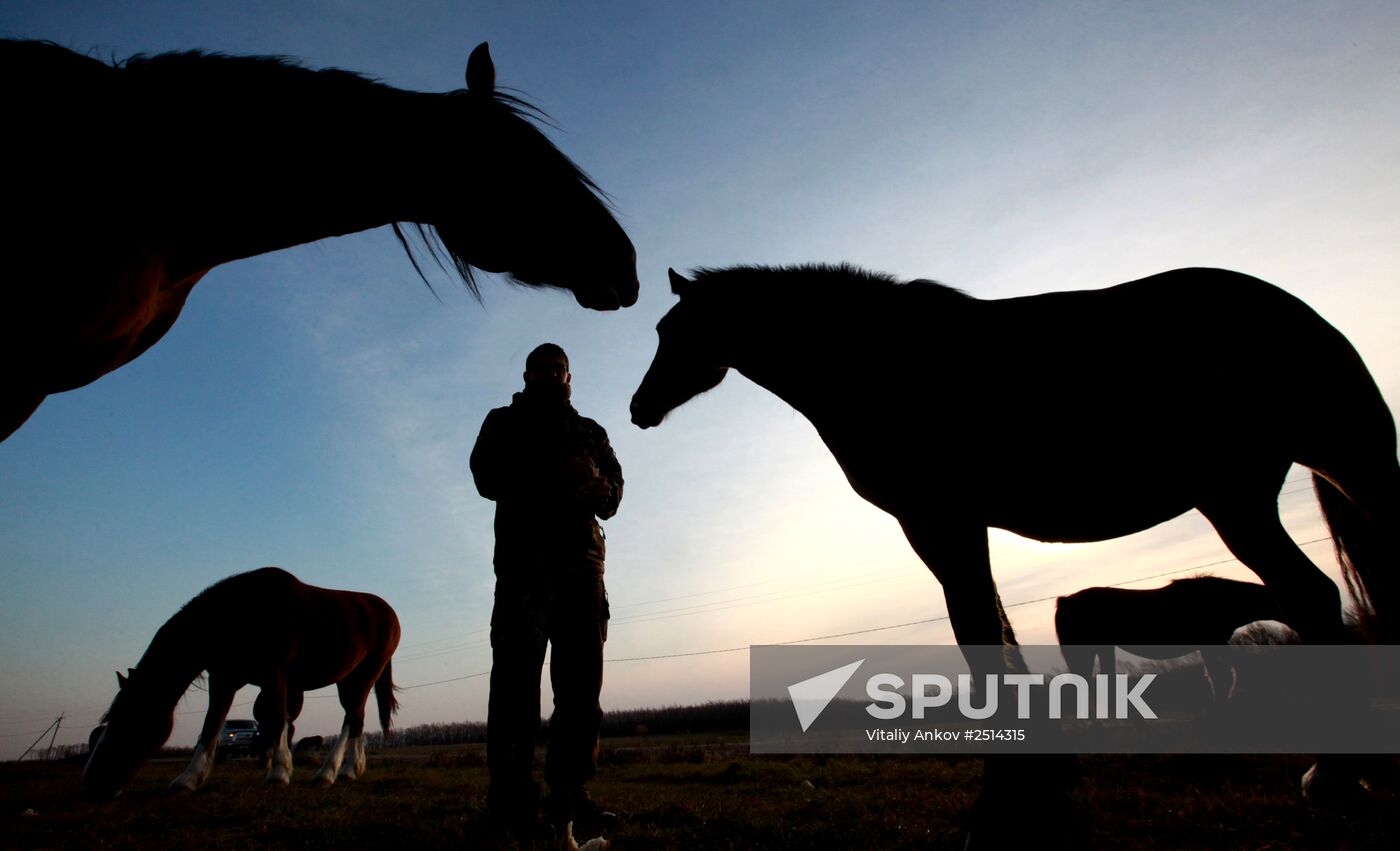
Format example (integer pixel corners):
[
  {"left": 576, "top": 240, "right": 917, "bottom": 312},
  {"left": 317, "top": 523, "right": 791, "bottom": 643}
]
[{"left": 2, "top": 1, "right": 1398, "bottom": 759}]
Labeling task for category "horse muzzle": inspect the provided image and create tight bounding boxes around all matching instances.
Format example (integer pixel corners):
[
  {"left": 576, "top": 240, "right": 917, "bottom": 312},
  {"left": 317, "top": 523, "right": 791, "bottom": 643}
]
[
  {"left": 573, "top": 273, "right": 639, "bottom": 311},
  {"left": 630, "top": 396, "right": 662, "bottom": 429}
]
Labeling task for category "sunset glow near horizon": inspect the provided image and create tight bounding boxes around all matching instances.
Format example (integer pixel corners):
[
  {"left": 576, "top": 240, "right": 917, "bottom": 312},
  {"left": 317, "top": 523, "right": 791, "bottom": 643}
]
[{"left": 2, "top": 1, "right": 1398, "bottom": 759}]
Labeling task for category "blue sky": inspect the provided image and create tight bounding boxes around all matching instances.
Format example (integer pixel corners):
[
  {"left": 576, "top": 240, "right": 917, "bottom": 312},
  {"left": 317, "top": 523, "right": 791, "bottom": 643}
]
[{"left": 2, "top": 1, "right": 1398, "bottom": 759}]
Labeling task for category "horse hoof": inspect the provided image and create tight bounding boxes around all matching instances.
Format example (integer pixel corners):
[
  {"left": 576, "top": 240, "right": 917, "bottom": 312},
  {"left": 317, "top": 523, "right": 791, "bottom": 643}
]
[{"left": 312, "top": 774, "right": 335, "bottom": 788}]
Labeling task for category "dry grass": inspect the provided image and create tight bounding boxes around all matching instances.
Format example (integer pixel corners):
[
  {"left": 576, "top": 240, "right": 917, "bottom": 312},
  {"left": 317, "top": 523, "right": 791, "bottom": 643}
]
[{"left": 3, "top": 742, "right": 1397, "bottom": 849}]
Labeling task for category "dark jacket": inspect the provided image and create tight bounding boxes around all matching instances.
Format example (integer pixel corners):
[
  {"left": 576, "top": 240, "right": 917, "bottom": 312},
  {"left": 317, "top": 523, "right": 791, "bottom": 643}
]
[{"left": 470, "top": 390, "right": 623, "bottom": 577}]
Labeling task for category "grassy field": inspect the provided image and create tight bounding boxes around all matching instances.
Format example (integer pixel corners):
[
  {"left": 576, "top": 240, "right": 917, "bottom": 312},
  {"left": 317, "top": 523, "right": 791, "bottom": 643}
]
[{"left": 3, "top": 737, "right": 1397, "bottom": 849}]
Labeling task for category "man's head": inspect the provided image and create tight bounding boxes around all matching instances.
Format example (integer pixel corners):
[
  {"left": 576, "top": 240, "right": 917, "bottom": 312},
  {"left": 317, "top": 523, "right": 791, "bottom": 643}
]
[{"left": 523, "top": 343, "right": 570, "bottom": 398}]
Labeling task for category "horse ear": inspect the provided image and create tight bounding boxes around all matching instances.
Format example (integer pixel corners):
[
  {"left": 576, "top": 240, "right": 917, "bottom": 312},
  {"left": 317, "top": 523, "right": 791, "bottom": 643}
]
[
  {"left": 116, "top": 671, "right": 127, "bottom": 688},
  {"left": 668, "top": 268, "right": 693, "bottom": 297},
  {"left": 466, "top": 42, "right": 495, "bottom": 94}
]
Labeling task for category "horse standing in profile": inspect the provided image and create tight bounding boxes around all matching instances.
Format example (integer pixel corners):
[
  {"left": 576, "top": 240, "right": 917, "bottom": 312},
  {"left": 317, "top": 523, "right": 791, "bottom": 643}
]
[
  {"left": 0, "top": 39, "right": 638, "bottom": 441},
  {"left": 83, "top": 567, "right": 400, "bottom": 799},
  {"left": 1055, "top": 576, "right": 1288, "bottom": 707},
  {"left": 631, "top": 264, "right": 1397, "bottom": 843}
]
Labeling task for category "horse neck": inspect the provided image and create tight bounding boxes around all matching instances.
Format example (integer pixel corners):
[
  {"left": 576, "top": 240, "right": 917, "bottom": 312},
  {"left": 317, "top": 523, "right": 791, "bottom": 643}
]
[
  {"left": 730, "top": 327, "right": 821, "bottom": 418},
  {"left": 132, "top": 613, "right": 209, "bottom": 706},
  {"left": 129, "top": 66, "right": 462, "bottom": 271},
  {"left": 728, "top": 292, "right": 894, "bottom": 425}
]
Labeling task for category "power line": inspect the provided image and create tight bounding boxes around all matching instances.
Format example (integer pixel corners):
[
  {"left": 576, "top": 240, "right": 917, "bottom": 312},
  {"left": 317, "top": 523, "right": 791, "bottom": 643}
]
[
  {"left": 4, "top": 533, "right": 1339, "bottom": 726},
  {"left": 396, "top": 535, "right": 1337, "bottom": 677},
  {"left": 389, "top": 476, "right": 1326, "bottom": 661}
]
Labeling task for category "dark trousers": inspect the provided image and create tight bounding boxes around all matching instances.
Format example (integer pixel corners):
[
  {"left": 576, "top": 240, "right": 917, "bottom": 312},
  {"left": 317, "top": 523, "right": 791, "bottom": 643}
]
[{"left": 487, "top": 572, "right": 607, "bottom": 799}]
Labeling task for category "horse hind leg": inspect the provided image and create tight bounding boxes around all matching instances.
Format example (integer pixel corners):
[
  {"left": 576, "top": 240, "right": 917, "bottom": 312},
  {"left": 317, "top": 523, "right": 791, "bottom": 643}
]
[
  {"left": 1200, "top": 491, "right": 1346, "bottom": 643},
  {"left": 338, "top": 689, "right": 372, "bottom": 781},
  {"left": 1059, "top": 644, "right": 1097, "bottom": 682},
  {"left": 1201, "top": 489, "right": 1372, "bottom": 801},
  {"left": 329, "top": 718, "right": 367, "bottom": 783},
  {"left": 253, "top": 683, "right": 294, "bottom": 785},
  {"left": 314, "top": 679, "right": 373, "bottom": 785},
  {"left": 343, "top": 729, "right": 367, "bottom": 781},
  {"left": 313, "top": 720, "right": 352, "bottom": 787},
  {"left": 262, "top": 723, "right": 293, "bottom": 786}
]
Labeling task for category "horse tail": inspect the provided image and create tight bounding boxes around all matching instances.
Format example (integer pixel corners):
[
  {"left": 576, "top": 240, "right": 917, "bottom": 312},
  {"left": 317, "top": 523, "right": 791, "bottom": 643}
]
[
  {"left": 374, "top": 659, "right": 400, "bottom": 738},
  {"left": 1315, "top": 473, "right": 1392, "bottom": 641}
]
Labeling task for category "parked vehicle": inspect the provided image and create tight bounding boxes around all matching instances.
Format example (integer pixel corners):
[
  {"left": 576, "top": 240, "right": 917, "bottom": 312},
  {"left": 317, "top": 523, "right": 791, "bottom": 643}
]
[{"left": 219, "top": 720, "right": 258, "bottom": 758}]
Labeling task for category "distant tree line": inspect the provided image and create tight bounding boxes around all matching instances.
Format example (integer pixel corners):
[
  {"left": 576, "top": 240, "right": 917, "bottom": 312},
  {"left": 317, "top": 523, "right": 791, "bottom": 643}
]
[{"left": 364, "top": 699, "right": 750, "bottom": 749}]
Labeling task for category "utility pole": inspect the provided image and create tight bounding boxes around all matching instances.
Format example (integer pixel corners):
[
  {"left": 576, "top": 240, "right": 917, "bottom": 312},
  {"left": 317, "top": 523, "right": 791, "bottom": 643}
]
[
  {"left": 47, "top": 713, "right": 64, "bottom": 758},
  {"left": 18, "top": 714, "right": 64, "bottom": 761}
]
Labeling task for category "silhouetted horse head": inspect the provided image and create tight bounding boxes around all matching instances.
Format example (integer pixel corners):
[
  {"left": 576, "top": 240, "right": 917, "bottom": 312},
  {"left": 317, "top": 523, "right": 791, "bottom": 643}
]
[
  {"left": 420, "top": 43, "right": 638, "bottom": 311},
  {"left": 631, "top": 268, "right": 730, "bottom": 427},
  {"left": 0, "top": 39, "right": 639, "bottom": 442},
  {"left": 83, "top": 669, "right": 176, "bottom": 800}
]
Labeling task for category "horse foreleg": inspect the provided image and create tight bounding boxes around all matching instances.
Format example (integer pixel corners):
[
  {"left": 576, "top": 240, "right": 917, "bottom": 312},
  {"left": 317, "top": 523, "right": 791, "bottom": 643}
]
[
  {"left": 1198, "top": 646, "right": 1237, "bottom": 708},
  {"left": 286, "top": 689, "right": 304, "bottom": 747},
  {"left": 900, "top": 516, "right": 1080, "bottom": 848},
  {"left": 170, "top": 676, "right": 238, "bottom": 792},
  {"left": 170, "top": 738, "right": 218, "bottom": 794},
  {"left": 899, "top": 519, "right": 1005, "bottom": 646}
]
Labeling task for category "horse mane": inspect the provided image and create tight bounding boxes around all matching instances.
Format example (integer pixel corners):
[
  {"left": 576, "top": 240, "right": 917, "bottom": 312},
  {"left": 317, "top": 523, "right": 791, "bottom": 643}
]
[
  {"left": 169, "top": 569, "right": 261, "bottom": 616},
  {"left": 135, "top": 569, "right": 285, "bottom": 671},
  {"left": 1167, "top": 574, "right": 1254, "bottom": 590},
  {"left": 98, "top": 571, "right": 252, "bottom": 721},
  {"left": 118, "top": 48, "right": 386, "bottom": 95},
  {"left": 688, "top": 263, "right": 972, "bottom": 308}
]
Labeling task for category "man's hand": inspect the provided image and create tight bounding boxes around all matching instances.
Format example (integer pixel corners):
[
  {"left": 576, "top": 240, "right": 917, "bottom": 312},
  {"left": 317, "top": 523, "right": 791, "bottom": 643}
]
[{"left": 562, "top": 457, "right": 610, "bottom": 505}]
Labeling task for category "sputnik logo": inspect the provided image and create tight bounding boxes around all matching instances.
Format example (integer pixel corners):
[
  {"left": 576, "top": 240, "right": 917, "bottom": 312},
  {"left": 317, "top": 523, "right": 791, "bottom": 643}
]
[{"left": 787, "top": 659, "right": 865, "bottom": 732}]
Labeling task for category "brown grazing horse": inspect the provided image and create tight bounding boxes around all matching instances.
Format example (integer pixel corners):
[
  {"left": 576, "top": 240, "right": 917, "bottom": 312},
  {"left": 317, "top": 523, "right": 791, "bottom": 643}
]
[
  {"left": 1055, "top": 576, "right": 1287, "bottom": 706},
  {"left": 631, "top": 264, "right": 1397, "bottom": 843},
  {"left": 1, "top": 40, "right": 638, "bottom": 441},
  {"left": 82, "top": 567, "right": 400, "bottom": 799}
]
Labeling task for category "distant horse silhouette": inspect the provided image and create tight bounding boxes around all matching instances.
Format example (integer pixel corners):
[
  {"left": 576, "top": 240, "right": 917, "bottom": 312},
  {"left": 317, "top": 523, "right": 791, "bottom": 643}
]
[
  {"left": 632, "top": 264, "right": 1397, "bottom": 840},
  {"left": 293, "top": 735, "right": 325, "bottom": 755},
  {"left": 83, "top": 567, "right": 400, "bottom": 799},
  {"left": 1055, "top": 576, "right": 1286, "bottom": 706},
  {"left": 1, "top": 39, "right": 638, "bottom": 441}
]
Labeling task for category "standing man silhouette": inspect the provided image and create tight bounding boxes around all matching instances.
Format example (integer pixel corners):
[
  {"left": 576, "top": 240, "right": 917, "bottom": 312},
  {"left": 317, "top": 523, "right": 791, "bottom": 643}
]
[{"left": 471, "top": 343, "right": 622, "bottom": 834}]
